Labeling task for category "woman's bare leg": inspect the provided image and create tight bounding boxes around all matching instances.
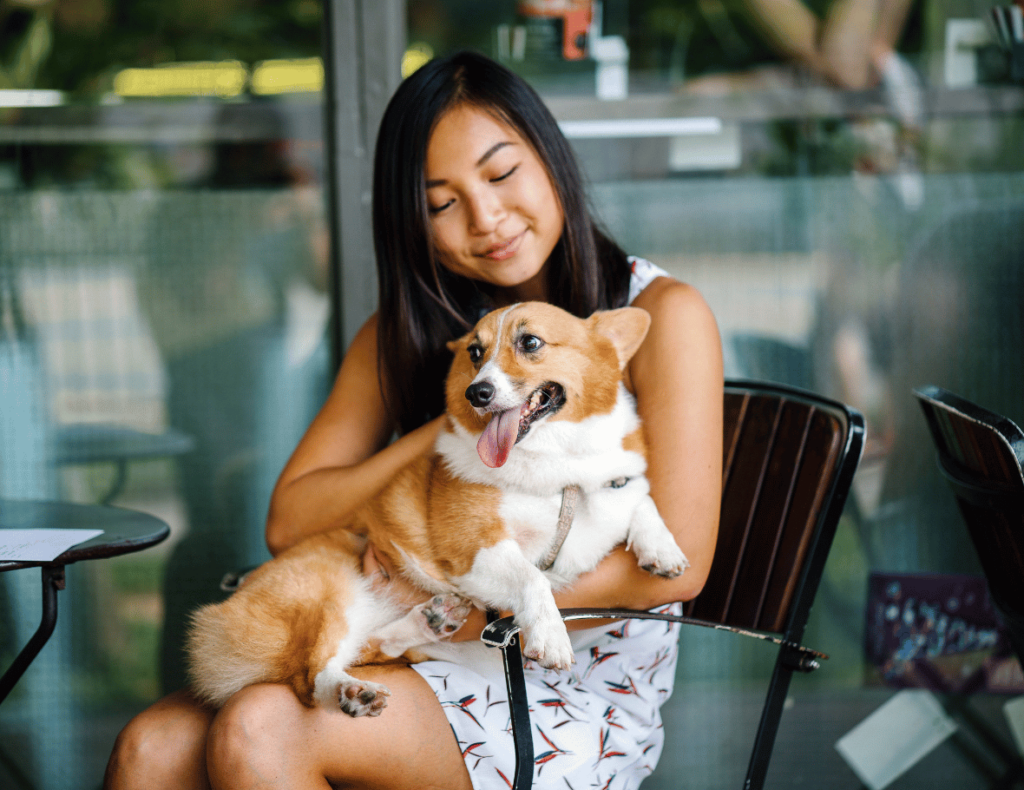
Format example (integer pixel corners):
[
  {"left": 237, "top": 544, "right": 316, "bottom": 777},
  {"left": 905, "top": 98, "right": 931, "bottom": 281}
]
[
  {"left": 104, "top": 689, "right": 216, "bottom": 790},
  {"left": 206, "top": 664, "right": 472, "bottom": 790},
  {"left": 743, "top": 0, "right": 916, "bottom": 89}
]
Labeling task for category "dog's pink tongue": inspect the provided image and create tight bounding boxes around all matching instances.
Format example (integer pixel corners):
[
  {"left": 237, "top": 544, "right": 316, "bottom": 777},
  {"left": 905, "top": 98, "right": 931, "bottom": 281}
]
[{"left": 477, "top": 407, "right": 523, "bottom": 468}]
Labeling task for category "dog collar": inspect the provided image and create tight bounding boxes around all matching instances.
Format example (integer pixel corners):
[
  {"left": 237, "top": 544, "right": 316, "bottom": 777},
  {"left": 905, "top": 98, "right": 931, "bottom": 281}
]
[
  {"left": 537, "top": 477, "right": 632, "bottom": 571},
  {"left": 537, "top": 485, "right": 581, "bottom": 571}
]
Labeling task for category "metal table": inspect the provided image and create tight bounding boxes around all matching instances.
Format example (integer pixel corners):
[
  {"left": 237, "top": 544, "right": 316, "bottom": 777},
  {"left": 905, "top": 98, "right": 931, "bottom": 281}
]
[
  {"left": 52, "top": 425, "right": 195, "bottom": 504},
  {"left": 0, "top": 499, "right": 170, "bottom": 704}
]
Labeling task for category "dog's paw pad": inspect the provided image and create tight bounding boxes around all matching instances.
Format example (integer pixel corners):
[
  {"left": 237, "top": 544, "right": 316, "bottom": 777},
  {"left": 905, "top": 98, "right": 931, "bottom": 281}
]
[
  {"left": 418, "top": 594, "right": 472, "bottom": 638},
  {"left": 338, "top": 679, "right": 390, "bottom": 717}
]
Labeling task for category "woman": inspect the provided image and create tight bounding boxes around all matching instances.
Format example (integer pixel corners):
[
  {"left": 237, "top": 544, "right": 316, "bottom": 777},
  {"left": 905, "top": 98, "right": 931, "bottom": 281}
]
[{"left": 105, "top": 51, "right": 722, "bottom": 790}]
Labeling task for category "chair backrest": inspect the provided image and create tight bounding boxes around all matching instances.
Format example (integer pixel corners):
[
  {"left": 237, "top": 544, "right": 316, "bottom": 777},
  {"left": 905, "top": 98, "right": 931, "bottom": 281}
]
[
  {"left": 914, "top": 385, "right": 1024, "bottom": 619},
  {"left": 686, "top": 380, "right": 865, "bottom": 644}
]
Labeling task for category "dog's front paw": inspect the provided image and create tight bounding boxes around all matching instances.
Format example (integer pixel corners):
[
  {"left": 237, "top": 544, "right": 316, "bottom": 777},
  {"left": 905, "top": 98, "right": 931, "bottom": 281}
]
[
  {"left": 419, "top": 594, "right": 473, "bottom": 639},
  {"left": 636, "top": 541, "right": 690, "bottom": 579},
  {"left": 521, "top": 620, "right": 575, "bottom": 671},
  {"left": 338, "top": 678, "right": 391, "bottom": 717}
]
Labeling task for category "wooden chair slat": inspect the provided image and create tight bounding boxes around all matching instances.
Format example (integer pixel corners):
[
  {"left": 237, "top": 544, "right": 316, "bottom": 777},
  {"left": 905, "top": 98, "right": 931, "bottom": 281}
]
[
  {"left": 728, "top": 399, "right": 813, "bottom": 629},
  {"left": 691, "top": 393, "right": 781, "bottom": 624},
  {"left": 759, "top": 407, "right": 843, "bottom": 632}
]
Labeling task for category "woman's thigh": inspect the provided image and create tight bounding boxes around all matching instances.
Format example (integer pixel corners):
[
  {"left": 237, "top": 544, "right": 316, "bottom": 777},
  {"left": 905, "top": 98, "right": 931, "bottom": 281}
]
[{"left": 207, "top": 663, "right": 473, "bottom": 790}]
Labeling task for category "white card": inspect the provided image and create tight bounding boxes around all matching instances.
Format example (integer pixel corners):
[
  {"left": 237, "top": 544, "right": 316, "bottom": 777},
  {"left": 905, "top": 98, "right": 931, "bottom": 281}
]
[
  {"left": 0, "top": 528, "right": 104, "bottom": 562},
  {"left": 1005, "top": 696, "right": 1024, "bottom": 756},
  {"left": 835, "top": 690, "right": 957, "bottom": 790}
]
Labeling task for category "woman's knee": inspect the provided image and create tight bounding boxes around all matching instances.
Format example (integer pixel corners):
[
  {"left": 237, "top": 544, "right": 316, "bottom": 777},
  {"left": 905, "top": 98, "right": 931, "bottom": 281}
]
[
  {"left": 206, "top": 684, "right": 307, "bottom": 780},
  {"left": 105, "top": 691, "right": 213, "bottom": 790}
]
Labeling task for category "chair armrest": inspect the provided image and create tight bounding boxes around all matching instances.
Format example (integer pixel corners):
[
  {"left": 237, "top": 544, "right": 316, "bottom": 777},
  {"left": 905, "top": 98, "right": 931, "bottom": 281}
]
[
  {"left": 220, "top": 566, "right": 260, "bottom": 592},
  {"left": 480, "top": 607, "right": 827, "bottom": 672}
]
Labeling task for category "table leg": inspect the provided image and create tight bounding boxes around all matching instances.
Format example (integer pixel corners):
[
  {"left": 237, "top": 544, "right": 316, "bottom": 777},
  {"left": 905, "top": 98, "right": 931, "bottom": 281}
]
[
  {"left": 100, "top": 460, "right": 129, "bottom": 505},
  {"left": 0, "top": 565, "right": 65, "bottom": 705}
]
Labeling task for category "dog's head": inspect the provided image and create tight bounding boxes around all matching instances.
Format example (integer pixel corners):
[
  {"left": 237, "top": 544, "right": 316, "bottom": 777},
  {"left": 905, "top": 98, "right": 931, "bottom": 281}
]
[{"left": 445, "top": 302, "right": 650, "bottom": 468}]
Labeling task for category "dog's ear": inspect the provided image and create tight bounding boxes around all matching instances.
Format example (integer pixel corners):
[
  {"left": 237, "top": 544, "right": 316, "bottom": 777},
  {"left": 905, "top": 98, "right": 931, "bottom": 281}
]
[
  {"left": 446, "top": 332, "right": 471, "bottom": 354},
  {"left": 589, "top": 307, "right": 651, "bottom": 370}
]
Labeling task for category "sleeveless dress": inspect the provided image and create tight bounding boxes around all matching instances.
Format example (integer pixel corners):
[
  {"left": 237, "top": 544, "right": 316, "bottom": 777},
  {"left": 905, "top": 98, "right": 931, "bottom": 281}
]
[{"left": 411, "top": 257, "right": 681, "bottom": 790}]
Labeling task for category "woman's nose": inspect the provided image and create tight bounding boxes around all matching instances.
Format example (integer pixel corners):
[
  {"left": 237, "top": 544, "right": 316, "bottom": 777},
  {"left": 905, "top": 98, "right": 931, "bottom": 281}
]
[{"left": 466, "top": 189, "right": 504, "bottom": 234}]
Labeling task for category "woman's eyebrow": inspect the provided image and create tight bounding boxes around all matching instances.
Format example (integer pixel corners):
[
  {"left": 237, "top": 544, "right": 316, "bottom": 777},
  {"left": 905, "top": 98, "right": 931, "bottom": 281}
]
[
  {"left": 475, "top": 140, "right": 513, "bottom": 168},
  {"left": 425, "top": 141, "right": 515, "bottom": 189}
]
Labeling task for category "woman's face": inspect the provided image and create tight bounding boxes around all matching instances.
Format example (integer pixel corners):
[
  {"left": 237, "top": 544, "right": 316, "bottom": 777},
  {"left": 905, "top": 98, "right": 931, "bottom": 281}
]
[{"left": 424, "top": 103, "right": 564, "bottom": 304}]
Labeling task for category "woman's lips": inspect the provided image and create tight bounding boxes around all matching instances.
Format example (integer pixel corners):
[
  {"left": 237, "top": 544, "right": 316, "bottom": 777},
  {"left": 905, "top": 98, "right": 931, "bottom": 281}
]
[{"left": 479, "top": 232, "right": 524, "bottom": 261}]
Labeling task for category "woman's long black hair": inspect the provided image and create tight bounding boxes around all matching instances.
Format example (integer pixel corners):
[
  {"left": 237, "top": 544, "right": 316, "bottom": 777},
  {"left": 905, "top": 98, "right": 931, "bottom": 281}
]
[{"left": 372, "top": 51, "right": 631, "bottom": 434}]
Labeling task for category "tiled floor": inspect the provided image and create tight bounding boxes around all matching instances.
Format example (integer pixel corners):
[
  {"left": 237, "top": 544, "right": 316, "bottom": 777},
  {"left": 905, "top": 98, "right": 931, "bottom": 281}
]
[{"left": 648, "top": 686, "right": 1022, "bottom": 790}]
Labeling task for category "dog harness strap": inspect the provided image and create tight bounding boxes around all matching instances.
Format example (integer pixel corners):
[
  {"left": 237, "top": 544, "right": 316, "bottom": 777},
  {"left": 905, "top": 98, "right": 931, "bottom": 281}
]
[{"left": 538, "top": 484, "right": 582, "bottom": 571}]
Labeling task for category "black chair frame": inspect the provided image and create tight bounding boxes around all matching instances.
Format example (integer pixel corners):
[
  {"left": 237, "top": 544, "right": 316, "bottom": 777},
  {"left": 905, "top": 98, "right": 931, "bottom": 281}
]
[{"left": 915, "top": 385, "right": 1024, "bottom": 664}]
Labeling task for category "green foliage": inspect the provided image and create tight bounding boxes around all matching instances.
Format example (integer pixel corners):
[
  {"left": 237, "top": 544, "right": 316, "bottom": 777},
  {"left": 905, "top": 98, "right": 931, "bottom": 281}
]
[{"left": 0, "top": 0, "right": 323, "bottom": 99}]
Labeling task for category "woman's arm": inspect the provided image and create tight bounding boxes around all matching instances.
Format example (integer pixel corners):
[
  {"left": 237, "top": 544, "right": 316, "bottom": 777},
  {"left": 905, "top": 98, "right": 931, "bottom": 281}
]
[
  {"left": 265, "top": 313, "right": 443, "bottom": 555},
  {"left": 551, "top": 277, "right": 723, "bottom": 611}
]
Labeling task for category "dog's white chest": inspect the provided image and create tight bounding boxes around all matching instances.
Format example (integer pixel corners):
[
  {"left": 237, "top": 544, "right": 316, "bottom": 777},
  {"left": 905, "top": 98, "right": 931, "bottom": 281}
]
[
  {"left": 498, "top": 479, "right": 649, "bottom": 587},
  {"left": 497, "top": 490, "right": 562, "bottom": 560}
]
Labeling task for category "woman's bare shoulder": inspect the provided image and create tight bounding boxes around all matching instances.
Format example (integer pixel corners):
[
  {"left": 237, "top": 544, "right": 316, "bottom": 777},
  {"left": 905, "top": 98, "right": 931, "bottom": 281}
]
[
  {"left": 341, "top": 312, "right": 381, "bottom": 373},
  {"left": 627, "top": 276, "right": 722, "bottom": 393},
  {"left": 631, "top": 275, "right": 716, "bottom": 331},
  {"left": 287, "top": 312, "right": 393, "bottom": 470}
]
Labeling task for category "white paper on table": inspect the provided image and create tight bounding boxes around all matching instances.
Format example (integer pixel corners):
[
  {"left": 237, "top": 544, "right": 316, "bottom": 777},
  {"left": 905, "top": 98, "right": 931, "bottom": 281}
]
[{"left": 0, "top": 529, "right": 104, "bottom": 562}]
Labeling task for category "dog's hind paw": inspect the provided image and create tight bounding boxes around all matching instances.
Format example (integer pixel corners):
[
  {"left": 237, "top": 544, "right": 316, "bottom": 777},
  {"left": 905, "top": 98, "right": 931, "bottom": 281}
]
[
  {"left": 338, "top": 678, "right": 391, "bottom": 717},
  {"left": 418, "top": 594, "right": 473, "bottom": 639}
]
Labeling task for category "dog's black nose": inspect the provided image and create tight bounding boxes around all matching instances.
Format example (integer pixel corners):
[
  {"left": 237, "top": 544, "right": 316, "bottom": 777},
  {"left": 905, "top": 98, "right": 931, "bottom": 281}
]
[{"left": 466, "top": 381, "right": 495, "bottom": 408}]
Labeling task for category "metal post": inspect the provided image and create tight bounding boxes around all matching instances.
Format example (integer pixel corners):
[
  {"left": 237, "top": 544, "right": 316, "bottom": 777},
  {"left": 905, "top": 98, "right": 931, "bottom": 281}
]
[{"left": 321, "top": 0, "right": 406, "bottom": 364}]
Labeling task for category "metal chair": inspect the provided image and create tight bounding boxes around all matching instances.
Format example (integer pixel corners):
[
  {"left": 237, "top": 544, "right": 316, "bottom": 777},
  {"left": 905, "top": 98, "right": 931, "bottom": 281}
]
[
  {"left": 914, "top": 385, "right": 1024, "bottom": 665},
  {"left": 483, "top": 379, "right": 866, "bottom": 790}
]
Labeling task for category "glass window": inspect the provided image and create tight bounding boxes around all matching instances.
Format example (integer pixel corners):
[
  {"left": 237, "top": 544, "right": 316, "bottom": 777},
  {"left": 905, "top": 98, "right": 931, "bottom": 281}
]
[{"left": 1, "top": 4, "right": 330, "bottom": 787}]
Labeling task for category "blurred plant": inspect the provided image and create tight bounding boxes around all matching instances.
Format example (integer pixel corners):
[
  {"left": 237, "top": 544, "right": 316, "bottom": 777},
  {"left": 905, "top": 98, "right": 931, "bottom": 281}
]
[
  {"left": 0, "top": 0, "right": 323, "bottom": 99},
  {"left": 0, "top": 0, "right": 54, "bottom": 90}
]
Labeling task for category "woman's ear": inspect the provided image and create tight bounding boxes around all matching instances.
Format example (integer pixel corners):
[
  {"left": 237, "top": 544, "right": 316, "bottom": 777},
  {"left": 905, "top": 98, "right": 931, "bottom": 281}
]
[{"left": 588, "top": 307, "right": 651, "bottom": 370}]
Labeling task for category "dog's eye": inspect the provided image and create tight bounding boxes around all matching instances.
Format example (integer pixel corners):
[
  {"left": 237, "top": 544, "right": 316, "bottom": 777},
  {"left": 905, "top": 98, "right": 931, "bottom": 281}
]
[
  {"left": 467, "top": 344, "right": 484, "bottom": 364},
  {"left": 519, "top": 335, "right": 544, "bottom": 353}
]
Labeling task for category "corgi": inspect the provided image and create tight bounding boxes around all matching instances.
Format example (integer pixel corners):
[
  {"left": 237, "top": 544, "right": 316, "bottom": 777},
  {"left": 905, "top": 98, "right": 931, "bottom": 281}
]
[{"left": 186, "top": 301, "right": 688, "bottom": 717}]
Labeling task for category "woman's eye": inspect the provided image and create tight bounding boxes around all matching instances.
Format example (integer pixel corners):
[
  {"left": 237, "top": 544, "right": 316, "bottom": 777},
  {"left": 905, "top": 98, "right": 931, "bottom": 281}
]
[
  {"left": 428, "top": 199, "right": 453, "bottom": 215},
  {"left": 468, "top": 345, "right": 484, "bottom": 363},
  {"left": 491, "top": 165, "right": 518, "bottom": 183},
  {"left": 520, "top": 335, "right": 544, "bottom": 353}
]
